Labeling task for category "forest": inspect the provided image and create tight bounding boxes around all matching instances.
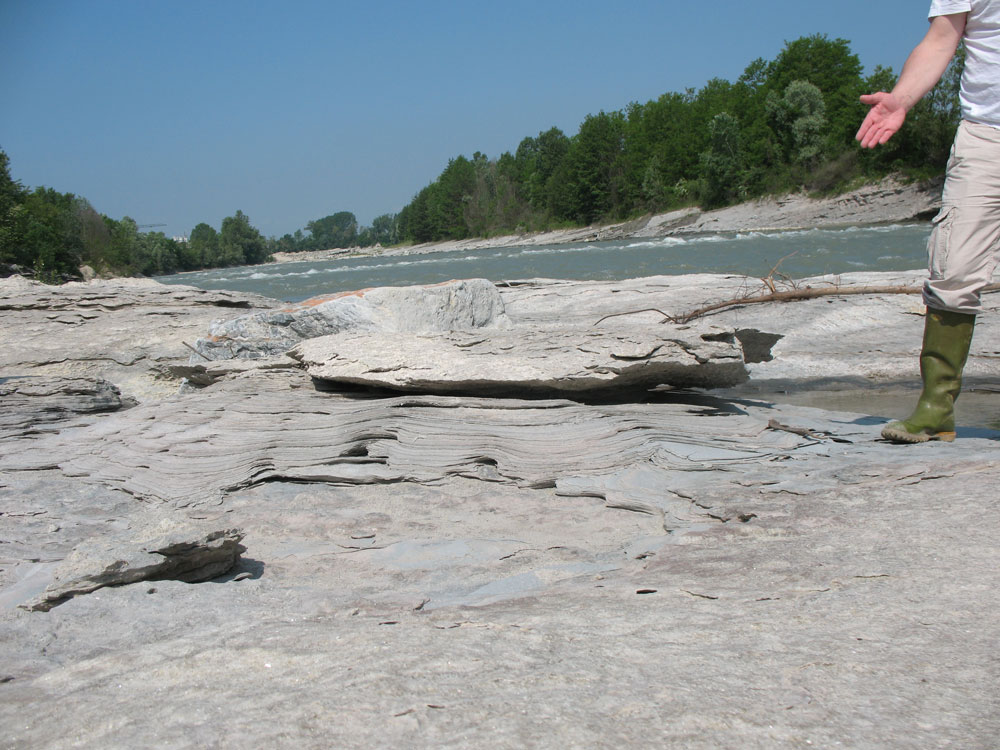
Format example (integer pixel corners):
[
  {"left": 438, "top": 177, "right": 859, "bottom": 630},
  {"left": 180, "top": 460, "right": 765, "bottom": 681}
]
[
  {"left": 395, "top": 35, "right": 962, "bottom": 243},
  {"left": 0, "top": 34, "right": 962, "bottom": 281}
]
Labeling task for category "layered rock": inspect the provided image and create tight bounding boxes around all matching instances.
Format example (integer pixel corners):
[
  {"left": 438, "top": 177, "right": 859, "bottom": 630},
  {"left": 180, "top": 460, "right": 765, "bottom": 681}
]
[
  {"left": 290, "top": 324, "right": 748, "bottom": 395},
  {"left": 0, "top": 276, "right": 279, "bottom": 401},
  {"left": 0, "top": 376, "right": 128, "bottom": 439},
  {"left": 0, "top": 370, "right": 796, "bottom": 508}
]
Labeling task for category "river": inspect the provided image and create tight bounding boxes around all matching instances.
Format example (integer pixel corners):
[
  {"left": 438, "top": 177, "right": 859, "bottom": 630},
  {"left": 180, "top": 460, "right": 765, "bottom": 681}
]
[{"left": 157, "top": 223, "right": 932, "bottom": 303}]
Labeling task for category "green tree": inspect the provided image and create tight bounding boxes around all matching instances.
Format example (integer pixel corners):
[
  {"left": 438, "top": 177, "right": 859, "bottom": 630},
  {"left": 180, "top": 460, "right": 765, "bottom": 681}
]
[
  {"left": 623, "top": 92, "right": 702, "bottom": 209},
  {"left": 218, "top": 210, "right": 268, "bottom": 266},
  {"left": 0, "top": 149, "right": 27, "bottom": 267},
  {"left": 430, "top": 156, "right": 476, "bottom": 239},
  {"left": 562, "top": 111, "right": 627, "bottom": 223},
  {"left": 369, "top": 213, "right": 399, "bottom": 245},
  {"left": 640, "top": 155, "right": 667, "bottom": 209},
  {"left": 514, "top": 127, "right": 570, "bottom": 210},
  {"left": 18, "top": 187, "right": 85, "bottom": 279},
  {"left": 188, "top": 222, "right": 220, "bottom": 267},
  {"left": 699, "top": 112, "right": 746, "bottom": 208},
  {"left": 129, "top": 231, "right": 180, "bottom": 275},
  {"left": 397, "top": 186, "right": 433, "bottom": 243},
  {"left": 767, "top": 80, "right": 829, "bottom": 167},
  {"left": 273, "top": 232, "right": 298, "bottom": 253},
  {"left": 764, "top": 34, "right": 863, "bottom": 147},
  {"left": 72, "top": 197, "right": 112, "bottom": 271},
  {"left": 459, "top": 152, "right": 519, "bottom": 237},
  {"left": 104, "top": 216, "right": 139, "bottom": 273},
  {"left": 306, "top": 211, "right": 358, "bottom": 249}
]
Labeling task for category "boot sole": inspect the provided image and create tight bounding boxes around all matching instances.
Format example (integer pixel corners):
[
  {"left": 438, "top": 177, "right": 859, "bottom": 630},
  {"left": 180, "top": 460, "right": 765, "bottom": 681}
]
[{"left": 880, "top": 425, "right": 956, "bottom": 443}]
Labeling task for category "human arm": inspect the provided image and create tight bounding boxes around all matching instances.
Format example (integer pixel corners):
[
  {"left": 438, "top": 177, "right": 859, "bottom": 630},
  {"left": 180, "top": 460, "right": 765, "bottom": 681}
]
[{"left": 856, "top": 13, "right": 966, "bottom": 148}]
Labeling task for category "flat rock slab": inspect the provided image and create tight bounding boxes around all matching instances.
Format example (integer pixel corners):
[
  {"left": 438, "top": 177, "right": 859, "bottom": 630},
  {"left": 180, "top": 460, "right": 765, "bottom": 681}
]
[{"left": 290, "top": 323, "right": 748, "bottom": 395}]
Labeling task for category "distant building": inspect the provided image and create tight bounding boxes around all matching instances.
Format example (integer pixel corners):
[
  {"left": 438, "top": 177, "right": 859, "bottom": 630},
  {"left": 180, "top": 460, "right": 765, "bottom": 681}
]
[{"left": 172, "top": 236, "right": 189, "bottom": 244}]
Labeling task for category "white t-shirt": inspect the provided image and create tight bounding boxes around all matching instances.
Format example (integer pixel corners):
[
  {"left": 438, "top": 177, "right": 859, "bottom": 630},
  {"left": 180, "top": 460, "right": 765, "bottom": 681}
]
[{"left": 929, "top": 0, "right": 1000, "bottom": 126}]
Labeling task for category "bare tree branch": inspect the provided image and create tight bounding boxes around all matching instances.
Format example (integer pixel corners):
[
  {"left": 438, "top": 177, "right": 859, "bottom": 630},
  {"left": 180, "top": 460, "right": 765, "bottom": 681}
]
[{"left": 594, "top": 282, "right": 1000, "bottom": 327}]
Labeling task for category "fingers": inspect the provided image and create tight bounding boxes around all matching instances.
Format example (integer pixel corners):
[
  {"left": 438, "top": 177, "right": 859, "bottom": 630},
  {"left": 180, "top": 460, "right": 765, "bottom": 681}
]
[
  {"left": 856, "top": 112, "right": 879, "bottom": 146},
  {"left": 859, "top": 92, "right": 887, "bottom": 105},
  {"left": 856, "top": 115, "right": 880, "bottom": 148},
  {"left": 857, "top": 122, "right": 898, "bottom": 148},
  {"left": 859, "top": 125, "right": 886, "bottom": 148}
]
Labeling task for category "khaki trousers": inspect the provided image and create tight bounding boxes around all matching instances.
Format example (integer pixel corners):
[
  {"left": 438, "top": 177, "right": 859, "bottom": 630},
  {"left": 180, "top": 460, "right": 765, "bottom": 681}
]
[{"left": 924, "top": 120, "right": 1000, "bottom": 315}]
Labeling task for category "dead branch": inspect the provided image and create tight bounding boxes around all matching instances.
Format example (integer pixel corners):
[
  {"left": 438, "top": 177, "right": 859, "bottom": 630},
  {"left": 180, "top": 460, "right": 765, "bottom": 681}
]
[
  {"left": 672, "top": 282, "right": 1000, "bottom": 324},
  {"left": 594, "top": 307, "right": 673, "bottom": 326},
  {"left": 761, "top": 251, "right": 798, "bottom": 293},
  {"left": 593, "top": 282, "right": 1000, "bottom": 327},
  {"left": 673, "top": 284, "right": 922, "bottom": 323},
  {"left": 182, "top": 341, "right": 210, "bottom": 360}
]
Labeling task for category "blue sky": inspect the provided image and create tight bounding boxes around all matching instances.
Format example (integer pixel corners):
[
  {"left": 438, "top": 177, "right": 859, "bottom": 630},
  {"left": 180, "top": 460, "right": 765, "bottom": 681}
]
[{"left": 1, "top": 0, "right": 931, "bottom": 239}]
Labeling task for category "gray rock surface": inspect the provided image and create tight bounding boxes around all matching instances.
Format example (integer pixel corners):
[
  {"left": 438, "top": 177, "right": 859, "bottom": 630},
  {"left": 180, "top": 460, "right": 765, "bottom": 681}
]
[
  {"left": 0, "top": 370, "right": 802, "bottom": 507},
  {"left": 650, "top": 176, "right": 942, "bottom": 235},
  {"left": 1, "top": 272, "right": 998, "bottom": 749},
  {"left": 0, "top": 275, "right": 279, "bottom": 401},
  {"left": 192, "top": 277, "right": 749, "bottom": 394},
  {"left": 497, "top": 269, "right": 1000, "bottom": 388},
  {"left": 193, "top": 278, "right": 510, "bottom": 360}
]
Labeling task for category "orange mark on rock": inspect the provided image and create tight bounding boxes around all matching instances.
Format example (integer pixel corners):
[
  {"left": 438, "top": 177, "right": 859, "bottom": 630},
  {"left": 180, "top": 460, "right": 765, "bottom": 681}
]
[{"left": 278, "top": 287, "right": 374, "bottom": 312}]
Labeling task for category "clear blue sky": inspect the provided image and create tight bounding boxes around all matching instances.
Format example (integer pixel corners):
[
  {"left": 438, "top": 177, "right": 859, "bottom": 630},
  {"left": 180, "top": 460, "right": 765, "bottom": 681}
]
[{"left": 1, "top": 0, "right": 931, "bottom": 239}]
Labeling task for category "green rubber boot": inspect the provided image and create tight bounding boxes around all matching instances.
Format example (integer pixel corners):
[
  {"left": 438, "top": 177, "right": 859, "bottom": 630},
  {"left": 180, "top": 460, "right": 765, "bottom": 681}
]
[{"left": 882, "top": 308, "right": 976, "bottom": 443}]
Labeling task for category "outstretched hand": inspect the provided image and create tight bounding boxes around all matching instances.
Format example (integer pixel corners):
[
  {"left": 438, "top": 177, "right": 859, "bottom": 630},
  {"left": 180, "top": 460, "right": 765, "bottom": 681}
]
[{"left": 856, "top": 92, "right": 907, "bottom": 148}]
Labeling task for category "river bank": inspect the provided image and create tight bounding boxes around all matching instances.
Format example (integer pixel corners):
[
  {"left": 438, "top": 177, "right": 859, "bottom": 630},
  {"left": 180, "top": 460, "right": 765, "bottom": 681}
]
[{"left": 271, "top": 175, "right": 943, "bottom": 264}]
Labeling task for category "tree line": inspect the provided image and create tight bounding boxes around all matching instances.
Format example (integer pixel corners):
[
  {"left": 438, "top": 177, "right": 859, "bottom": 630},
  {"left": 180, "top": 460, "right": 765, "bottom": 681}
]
[
  {"left": 269, "top": 210, "right": 400, "bottom": 255},
  {"left": 0, "top": 153, "right": 398, "bottom": 280},
  {"left": 395, "top": 34, "right": 963, "bottom": 243},
  {"left": 0, "top": 157, "right": 275, "bottom": 281},
  {"left": 1, "top": 34, "right": 962, "bottom": 281}
]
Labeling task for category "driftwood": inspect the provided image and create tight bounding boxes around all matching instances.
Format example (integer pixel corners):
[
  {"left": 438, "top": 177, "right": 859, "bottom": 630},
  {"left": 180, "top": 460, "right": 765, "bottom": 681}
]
[{"left": 595, "top": 282, "right": 1000, "bottom": 326}]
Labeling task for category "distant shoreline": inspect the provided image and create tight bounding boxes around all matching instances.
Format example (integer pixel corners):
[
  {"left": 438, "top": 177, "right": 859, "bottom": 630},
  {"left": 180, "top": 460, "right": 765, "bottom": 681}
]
[{"left": 269, "top": 176, "right": 943, "bottom": 266}]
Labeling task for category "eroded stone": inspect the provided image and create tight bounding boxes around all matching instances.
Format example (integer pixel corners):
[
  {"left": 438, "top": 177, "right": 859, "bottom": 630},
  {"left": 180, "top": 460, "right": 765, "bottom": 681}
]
[{"left": 22, "top": 527, "right": 246, "bottom": 611}]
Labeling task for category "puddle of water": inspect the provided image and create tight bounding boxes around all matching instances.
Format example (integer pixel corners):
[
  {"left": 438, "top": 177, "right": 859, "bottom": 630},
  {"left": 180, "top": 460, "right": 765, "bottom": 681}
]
[{"left": 743, "top": 387, "right": 1000, "bottom": 431}]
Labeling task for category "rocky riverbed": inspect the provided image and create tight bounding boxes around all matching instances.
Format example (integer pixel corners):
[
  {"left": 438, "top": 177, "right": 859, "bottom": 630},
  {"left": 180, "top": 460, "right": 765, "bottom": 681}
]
[{"left": 1, "top": 270, "right": 998, "bottom": 749}]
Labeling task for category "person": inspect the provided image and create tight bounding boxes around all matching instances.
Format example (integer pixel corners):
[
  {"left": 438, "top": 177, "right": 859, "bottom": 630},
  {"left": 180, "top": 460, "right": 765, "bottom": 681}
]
[{"left": 856, "top": 0, "right": 1000, "bottom": 443}]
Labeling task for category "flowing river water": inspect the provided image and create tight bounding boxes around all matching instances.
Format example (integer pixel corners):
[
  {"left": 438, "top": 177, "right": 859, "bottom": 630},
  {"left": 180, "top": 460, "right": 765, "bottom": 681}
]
[
  {"left": 158, "top": 223, "right": 932, "bottom": 303},
  {"left": 156, "top": 222, "right": 1000, "bottom": 429}
]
